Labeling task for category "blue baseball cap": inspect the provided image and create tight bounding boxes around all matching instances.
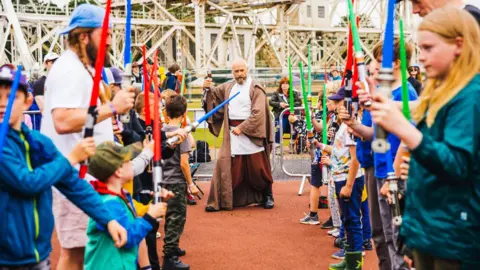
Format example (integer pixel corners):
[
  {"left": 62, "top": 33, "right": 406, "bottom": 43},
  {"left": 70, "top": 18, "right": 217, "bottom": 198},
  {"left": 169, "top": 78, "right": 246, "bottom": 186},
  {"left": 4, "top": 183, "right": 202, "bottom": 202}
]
[
  {"left": 60, "top": 4, "right": 112, "bottom": 35},
  {"left": 328, "top": 86, "right": 346, "bottom": 101},
  {"left": 0, "top": 65, "right": 29, "bottom": 93}
]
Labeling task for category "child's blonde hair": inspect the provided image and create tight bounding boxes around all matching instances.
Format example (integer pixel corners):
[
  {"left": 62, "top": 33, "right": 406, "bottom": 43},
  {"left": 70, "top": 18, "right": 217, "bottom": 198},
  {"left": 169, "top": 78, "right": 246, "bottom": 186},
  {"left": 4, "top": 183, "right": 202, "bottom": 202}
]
[
  {"left": 162, "top": 89, "right": 177, "bottom": 103},
  {"left": 413, "top": 8, "right": 480, "bottom": 126}
]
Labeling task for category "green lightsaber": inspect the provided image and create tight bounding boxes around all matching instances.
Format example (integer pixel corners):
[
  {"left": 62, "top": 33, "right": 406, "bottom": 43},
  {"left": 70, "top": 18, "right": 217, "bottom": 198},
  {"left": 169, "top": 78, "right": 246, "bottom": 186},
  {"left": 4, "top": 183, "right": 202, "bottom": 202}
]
[
  {"left": 399, "top": 20, "right": 410, "bottom": 120},
  {"left": 288, "top": 56, "right": 294, "bottom": 114},
  {"left": 307, "top": 44, "right": 312, "bottom": 98},
  {"left": 299, "top": 62, "right": 312, "bottom": 130},
  {"left": 180, "top": 68, "right": 186, "bottom": 96}
]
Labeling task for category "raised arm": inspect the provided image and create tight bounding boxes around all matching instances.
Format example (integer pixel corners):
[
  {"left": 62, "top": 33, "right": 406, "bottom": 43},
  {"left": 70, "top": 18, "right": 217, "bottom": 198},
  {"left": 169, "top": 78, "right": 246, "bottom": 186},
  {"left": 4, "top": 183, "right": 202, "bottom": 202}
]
[{"left": 0, "top": 148, "right": 74, "bottom": 196}]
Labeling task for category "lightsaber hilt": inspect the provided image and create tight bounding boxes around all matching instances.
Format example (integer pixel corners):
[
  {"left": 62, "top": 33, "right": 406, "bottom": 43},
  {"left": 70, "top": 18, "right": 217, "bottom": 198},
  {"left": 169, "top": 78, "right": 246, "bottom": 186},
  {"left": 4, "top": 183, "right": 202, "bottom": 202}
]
[
  {"left": 152, "top": 161, "right": 163, "bottom": 204},
  {"left": 321, "top": 163, "right": 328, "bottom": 185},
  {"left": 371, "top": 68, "right": 395, "bottom": 153},
  {"left": 344, "top": 70, "right": 353, "bottom": 118},
  {"left": 388, "top": 172, "right": 402, "bottom": 226},
  {"left": 145, "top": 125, "right": 153, "bottom": 173},
  {"left": 166, "top": 121, "right": 198, "bottom": 148},
  {"left": 79, "top": 106, "right": 98, "bottom": 178},
  {"left": 120, "top": 63, "right": 133, "bottom": 124},
  {"left": 355, "top": 51, "right": 372, "bottom": 107}
]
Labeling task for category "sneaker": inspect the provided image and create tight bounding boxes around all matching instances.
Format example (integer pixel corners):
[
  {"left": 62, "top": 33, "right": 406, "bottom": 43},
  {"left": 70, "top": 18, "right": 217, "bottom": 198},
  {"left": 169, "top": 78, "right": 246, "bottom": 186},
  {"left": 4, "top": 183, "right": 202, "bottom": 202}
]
[
  {"left": 331, "top": 229, "right": 340, "bottom": 238},
  {"left": 328, "top": 228, "right": 339, "bottom": 236},
  {"left": 321, "top": 217, "right": 334, "bottom": 229},
  {"left": 300, "top": 213, "right": 320, "bottom": 225},
  {"left": 363, "top": 239, "right": 373, "bottom": 251},
  {"left": 332, "top": 249, "right": 345, "bottom": 260}
]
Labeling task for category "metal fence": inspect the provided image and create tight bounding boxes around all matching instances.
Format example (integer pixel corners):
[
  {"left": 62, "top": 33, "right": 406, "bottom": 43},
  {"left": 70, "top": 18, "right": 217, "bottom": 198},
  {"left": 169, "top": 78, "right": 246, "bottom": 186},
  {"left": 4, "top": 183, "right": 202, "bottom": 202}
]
[{"left": 277, "top": 107, "right": 314, "bottom": 195}]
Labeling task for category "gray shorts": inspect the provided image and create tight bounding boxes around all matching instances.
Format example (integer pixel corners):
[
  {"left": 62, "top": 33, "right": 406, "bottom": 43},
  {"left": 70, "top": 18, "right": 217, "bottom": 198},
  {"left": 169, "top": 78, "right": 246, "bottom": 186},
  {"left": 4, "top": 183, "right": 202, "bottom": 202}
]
[
  {"left": 0, "top": 257, "right": 50, "bottom": 270},
  {"left": 52, "top": 190, "right": 89, "bottom": 249}
]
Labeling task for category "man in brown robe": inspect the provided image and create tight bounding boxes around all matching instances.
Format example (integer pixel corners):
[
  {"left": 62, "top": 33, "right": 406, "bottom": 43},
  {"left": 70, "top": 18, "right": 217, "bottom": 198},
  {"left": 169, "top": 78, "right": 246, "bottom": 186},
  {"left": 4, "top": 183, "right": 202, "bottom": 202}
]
[{"left": 202, "top": 59, "right": 275, "bottom": 211}]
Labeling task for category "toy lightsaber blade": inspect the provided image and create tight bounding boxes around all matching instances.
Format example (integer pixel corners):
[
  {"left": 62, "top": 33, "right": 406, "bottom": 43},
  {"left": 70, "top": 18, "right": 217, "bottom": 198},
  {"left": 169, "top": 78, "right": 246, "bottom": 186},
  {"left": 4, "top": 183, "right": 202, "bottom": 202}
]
[
  {"left": 347, "top": 0, "right": 372, "bottom": 107},
  {"left": 119, "top": 0, "right": 132, "bottom": 124},
  {"left": 341, "top": 20, "right": 354, "bottom": 88},
  {"left": 79, "top": 0, "right": 112, "bottom": 178},
  {"left": 166, "top": 91, "right": 241, "bottom": 147},
  {"left": 391, "top": 19, "right": 410, "bottom": 227},
  {"left": 371, "top": 0, "right": 395, "bottom": 154},
  {"left": 299, "top": 62, "right": 312, "bottom": 131},
  {"left": 321, "top": 82, "right": 328, "bottom": 184},
  {"left": 0, "top": 66, "right": 22, "bottom": 162},
  {"left": 151, "top": 56, "right": 163, "bottom": 204}
]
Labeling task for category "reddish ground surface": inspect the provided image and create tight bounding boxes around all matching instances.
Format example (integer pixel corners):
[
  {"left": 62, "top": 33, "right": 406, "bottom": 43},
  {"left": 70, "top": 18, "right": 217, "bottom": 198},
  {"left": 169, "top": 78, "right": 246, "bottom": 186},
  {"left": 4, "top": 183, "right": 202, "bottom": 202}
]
[{"left": 50, "top": 180, "right": 378, "bottom": 269}]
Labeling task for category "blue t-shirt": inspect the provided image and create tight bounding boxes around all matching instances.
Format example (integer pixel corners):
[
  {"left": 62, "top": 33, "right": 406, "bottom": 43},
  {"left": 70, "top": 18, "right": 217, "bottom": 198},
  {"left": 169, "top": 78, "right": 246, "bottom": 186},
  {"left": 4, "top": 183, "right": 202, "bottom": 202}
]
[
  {"left": 356, "top": 110, "right": 374, "bottom": 169},
  {"left": 373, "top": 83, "right": 418, "bottom": 179}
]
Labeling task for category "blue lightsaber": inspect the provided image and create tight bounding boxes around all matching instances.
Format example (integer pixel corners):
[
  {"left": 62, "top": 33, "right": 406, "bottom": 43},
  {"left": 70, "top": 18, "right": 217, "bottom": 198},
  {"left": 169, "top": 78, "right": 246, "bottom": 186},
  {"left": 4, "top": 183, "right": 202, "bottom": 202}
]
[
  {"left": 371, "top": 0, "right": 395, "bottom": 154},
  {"left": 166, "top": 91, "right": 241, "bottom": 147},
  {"left": 0, "top": 66, "right": 22, "bottom": 162},
  {"left": 120, "top": 0, "right": 132, "bottom": 124}
]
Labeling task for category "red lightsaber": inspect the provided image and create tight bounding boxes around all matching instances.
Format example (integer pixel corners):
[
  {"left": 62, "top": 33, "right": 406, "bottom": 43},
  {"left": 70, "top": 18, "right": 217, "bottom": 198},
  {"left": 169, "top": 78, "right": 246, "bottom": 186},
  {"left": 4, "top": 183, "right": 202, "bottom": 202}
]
[{"left": 79, "top": 0, "right": 112, "bottom": 178}]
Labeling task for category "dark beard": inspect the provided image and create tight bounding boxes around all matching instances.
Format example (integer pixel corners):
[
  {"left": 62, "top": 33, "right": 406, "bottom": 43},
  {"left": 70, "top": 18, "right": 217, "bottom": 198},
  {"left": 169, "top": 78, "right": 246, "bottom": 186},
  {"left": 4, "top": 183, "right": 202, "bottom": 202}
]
[{"left": 86, "top": 40, "right": 111, "bottom": 67}]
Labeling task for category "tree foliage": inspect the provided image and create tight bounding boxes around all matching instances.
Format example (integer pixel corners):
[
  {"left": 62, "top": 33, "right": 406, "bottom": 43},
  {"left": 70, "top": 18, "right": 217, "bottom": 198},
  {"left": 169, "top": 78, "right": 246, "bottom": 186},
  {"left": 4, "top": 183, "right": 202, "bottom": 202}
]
[{"left": 335, "top": 14, "right": 375, "bottom": 28}]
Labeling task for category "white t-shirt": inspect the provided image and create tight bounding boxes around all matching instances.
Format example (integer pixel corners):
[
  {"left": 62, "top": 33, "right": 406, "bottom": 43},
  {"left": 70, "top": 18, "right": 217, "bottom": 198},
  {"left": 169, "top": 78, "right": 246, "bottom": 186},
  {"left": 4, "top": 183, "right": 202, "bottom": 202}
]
[
  {"left": 41, "top": 49, "right": 114, "bottom": 160},
  {"left": 228, "top": 77, "right": 264, "bottom": 156},
  {"left": 330, "top": 123, "right": 363, "bottom": 182}
]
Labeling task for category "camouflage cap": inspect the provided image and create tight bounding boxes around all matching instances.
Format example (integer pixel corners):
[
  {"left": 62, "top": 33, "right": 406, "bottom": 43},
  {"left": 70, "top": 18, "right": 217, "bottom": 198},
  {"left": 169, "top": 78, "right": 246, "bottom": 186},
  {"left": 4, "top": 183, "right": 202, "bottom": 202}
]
[{"left": 88, "top": 141, "right": 143, "bottom": 181}]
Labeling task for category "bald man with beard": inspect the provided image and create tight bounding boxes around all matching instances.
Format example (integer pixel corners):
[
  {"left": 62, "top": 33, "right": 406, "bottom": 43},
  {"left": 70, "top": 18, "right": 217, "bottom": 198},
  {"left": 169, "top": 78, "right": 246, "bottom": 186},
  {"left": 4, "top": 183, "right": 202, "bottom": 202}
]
[{"left": 202, "top": 59, "right": 275, "bottom": 212}]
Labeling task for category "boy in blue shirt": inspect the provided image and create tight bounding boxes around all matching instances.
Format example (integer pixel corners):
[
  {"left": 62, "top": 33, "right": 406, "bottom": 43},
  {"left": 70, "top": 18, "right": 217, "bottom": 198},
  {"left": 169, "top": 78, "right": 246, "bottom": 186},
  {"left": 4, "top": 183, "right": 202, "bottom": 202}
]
[
  {"left": 0, "top": 65, "right": 127, "bottom": 269},
  {"left": 339, "top": 38, "right": 417, "bottom": 270}
]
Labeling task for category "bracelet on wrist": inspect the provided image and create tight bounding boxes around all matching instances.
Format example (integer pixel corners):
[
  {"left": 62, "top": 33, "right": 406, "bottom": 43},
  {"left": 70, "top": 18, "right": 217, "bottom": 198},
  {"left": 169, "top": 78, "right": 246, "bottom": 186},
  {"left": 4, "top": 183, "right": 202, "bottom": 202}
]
[{"left": 108, "top": 103, "right": 117, "bottom": 116}]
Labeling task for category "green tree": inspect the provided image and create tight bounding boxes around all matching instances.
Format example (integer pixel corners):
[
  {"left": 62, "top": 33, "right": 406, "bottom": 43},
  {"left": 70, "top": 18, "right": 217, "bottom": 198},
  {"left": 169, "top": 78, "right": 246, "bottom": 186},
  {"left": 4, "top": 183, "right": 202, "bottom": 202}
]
[{"left": 335, "top": 14, "right": 375, "bottom": 28}]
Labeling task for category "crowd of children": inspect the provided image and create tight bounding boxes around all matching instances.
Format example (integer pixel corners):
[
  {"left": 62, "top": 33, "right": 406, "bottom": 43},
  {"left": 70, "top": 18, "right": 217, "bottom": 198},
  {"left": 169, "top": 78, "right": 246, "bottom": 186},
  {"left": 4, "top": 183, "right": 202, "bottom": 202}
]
[
  {"left": 275, "top": 5, "right": 479, "bottom": 270},
  {"left": 1, "top": 2, "right": 479, "bottom": 270}
]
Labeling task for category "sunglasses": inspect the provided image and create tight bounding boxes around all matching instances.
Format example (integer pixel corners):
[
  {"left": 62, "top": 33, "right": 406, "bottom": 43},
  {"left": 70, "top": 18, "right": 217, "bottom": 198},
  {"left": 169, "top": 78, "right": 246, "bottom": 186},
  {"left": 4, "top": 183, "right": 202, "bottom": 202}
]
[{"left": 408, "top": 67, "right": 419, "bottom": 72}]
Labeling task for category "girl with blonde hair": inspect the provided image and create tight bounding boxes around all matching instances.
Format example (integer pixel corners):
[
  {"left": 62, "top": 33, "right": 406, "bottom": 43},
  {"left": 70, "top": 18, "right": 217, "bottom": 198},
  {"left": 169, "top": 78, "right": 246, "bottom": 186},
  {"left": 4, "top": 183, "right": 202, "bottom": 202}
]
[{"left": 369, "top": 7, "right": 480, "bottom": 269}]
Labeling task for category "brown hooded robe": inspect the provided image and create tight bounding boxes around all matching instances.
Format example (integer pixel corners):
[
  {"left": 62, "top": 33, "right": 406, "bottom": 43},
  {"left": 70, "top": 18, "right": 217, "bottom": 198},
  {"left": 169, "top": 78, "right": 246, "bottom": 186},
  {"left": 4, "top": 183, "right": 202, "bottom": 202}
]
[{"left": 204, "top": 79, "right": 274, "bottom": 210}]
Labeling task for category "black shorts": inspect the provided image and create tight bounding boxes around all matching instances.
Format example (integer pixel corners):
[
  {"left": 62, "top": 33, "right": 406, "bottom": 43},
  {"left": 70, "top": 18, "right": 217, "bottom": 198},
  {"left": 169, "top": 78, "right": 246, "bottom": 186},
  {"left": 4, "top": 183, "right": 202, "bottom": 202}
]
[{"left": 310, "top": 163, "right": 323, "bottom": 188}]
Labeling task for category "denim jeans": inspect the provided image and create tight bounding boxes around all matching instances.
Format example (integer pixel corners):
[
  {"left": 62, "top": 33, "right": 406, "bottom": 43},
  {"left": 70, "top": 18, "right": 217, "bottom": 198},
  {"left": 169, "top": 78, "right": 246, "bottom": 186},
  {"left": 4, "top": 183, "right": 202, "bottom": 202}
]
[
  {"left": 339, "top": 190, "right": 372, "bottom": 242},
  {"left": 335, "top": 176, "right": 365, "bottom": 252}
]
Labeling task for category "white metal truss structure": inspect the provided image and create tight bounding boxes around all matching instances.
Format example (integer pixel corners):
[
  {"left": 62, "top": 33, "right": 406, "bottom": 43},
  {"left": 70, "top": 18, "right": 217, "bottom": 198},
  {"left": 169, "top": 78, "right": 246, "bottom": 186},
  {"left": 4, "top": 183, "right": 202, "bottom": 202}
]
[{"left": 0, "top": 0, "right": 418, "bottom": 76}]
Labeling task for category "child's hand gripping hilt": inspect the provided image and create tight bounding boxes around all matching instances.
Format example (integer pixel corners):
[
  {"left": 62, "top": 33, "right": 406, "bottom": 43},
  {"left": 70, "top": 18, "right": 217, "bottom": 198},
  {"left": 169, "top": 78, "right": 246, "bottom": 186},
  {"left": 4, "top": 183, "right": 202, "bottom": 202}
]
[{"left": 166, "top": 122, "right": 197, "bottom": 148}]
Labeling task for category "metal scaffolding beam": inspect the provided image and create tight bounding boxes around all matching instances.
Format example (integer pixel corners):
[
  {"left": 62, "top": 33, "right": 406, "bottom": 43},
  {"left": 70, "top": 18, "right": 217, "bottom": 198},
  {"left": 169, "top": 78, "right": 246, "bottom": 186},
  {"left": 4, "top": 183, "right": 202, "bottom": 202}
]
[{"left": 0, "top": 0, "right": 416, "bottom": 76}]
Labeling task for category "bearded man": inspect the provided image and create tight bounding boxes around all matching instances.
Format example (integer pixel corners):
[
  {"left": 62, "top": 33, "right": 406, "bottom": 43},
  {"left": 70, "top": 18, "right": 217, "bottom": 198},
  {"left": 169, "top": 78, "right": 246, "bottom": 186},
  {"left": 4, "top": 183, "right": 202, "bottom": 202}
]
[
  {"left": 40, "top": 4, "right": 135, "bottom": 269},
  {"left": 202, "top": 59, "right": 275, "bottom": 212}
]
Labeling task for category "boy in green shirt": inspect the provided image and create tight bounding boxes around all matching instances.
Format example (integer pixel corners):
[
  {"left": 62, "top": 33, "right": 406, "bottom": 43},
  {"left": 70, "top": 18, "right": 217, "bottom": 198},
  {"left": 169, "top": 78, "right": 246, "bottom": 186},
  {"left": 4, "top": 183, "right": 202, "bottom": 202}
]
[{"left": 84, "top": 141, "right": 169, "bottom": 270}]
